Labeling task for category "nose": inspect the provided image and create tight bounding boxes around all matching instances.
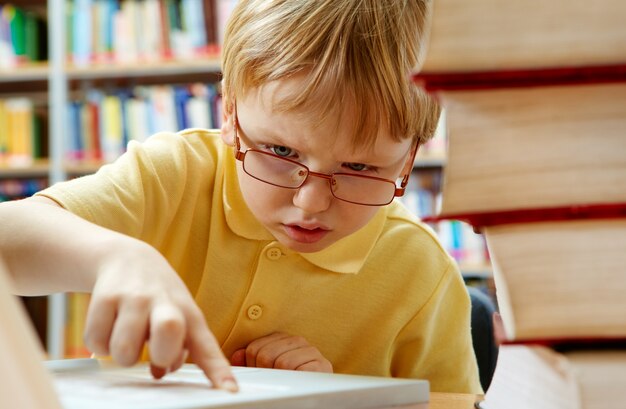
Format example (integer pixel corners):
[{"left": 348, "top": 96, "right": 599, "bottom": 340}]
[{"left": 292, "top": 174, "right": 333, "bottom": 213}]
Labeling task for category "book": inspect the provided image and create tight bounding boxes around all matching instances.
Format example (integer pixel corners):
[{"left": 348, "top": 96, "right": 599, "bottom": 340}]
[
  {"left": 484, "top": 218, "right": 626, "bottom": 342},
  {"left": 216, "top": 0, "right": 237, "bottom": 46},
  {"left": 5, "top": 97, "right": 34, "bottom": 165},
  {"left": 0, "top": 256, "right": 63, "bottom": 409},
  {"left": 478, "top": 344, "right": 626, "bottom": 409},
  {"left": 420, "top": 0, "right": 626, "bottom": 73},
  {"left": 101, "top": 94, "right": 125, "bottom": 162},
  {"left": 8, "top": 4, "right": 26, "bottom": 59},
  {"left": 64, "top": 293, "right": 92, "bottom": 358},
  {"left": 201, "top": 0, "right": 216, "bottom": 48},
  {"left": 431, "top": 82, "right": 626, "bottom": 222},
  {"left": 71, "top": 0, "right": 93, "bottom": 66},
  {"left": 47, "top": 359, "right": 429, "bottom": 409},
  {"left": 0, "top": 100, "right": 7, "bottom": 157}
]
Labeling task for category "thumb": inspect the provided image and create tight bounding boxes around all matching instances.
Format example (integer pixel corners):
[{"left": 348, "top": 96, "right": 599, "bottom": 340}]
[{"left": 230, "top": 348, "right": 247, "bottom": 366}]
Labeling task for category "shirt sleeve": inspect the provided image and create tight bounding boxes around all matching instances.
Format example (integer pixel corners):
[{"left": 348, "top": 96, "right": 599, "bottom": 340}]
[
  {"left": 35, "top": 131, "right": 216, "bottom": 244},
  {"left": 391, "top": 260, "right": 484, "bottom": 394}
]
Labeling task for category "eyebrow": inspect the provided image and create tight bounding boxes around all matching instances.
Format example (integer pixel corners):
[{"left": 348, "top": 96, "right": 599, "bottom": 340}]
[
  {"left": 238, "top": 118, "right": 294, "bottom": 148},
  {"left": 237, "top": 114, "right": 406, "bottom": 168}
]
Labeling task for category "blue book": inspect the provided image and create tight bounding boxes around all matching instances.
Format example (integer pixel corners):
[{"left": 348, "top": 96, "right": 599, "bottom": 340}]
[
  {"left": 173, "top": 86, "right": 191, "bottom": 130},
  {"left": 72, "top": 0, "right": 93, "bottom": 66}
]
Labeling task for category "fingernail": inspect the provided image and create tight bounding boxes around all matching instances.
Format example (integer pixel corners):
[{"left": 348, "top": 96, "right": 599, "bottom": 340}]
[{"left": 218, "top": 377, "right": 239, "bottom": 393}]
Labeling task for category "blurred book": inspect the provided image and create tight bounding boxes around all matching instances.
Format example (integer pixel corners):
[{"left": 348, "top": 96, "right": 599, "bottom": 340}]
[
  {"left": 432, "top": 82, "right": 626, "bottom": 222},
  {"left": 484, "top": 219, "right": 626, "bottom": 341},
  {"left": 478, "top": 344, "right": 626, "bottom": 409},
  {"left": 0, "top": 257, "right": 62, "bottom": 409},
  {"left": 421, "top": 0, "right": 626, "bottom": 73}
]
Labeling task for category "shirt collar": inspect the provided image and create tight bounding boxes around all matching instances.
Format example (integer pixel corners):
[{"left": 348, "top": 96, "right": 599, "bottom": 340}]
[{"left": 221, "top": 144, "right": 387, "bottom": 274}]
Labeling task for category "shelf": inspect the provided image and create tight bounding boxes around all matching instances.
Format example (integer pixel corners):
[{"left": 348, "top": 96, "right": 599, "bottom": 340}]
[
  {"left": 0, "top": 59, "right": 223, "bottom": 84},
  {"left": 414, "top": 151, "right": 446, "bottom": 168},
  {"left": 64, "top": 160, "right": 105, "bottom": 175},
  {"left": 0, "top": 62, "right": 49, "bottom": 83},
  {"left": 0, "top": 159, "right": 106, "bottom": 177},
  {"left": 0, "top": 159, "right": 50, "bottom": 177},
  {"left": 458, "top": 262, "right": 493, "bottom": 279},
  {"left": 66, "top": 57, "right": 222, "bottom": 80}
]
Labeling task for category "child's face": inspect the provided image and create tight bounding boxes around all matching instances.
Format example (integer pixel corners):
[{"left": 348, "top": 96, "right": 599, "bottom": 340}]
[{"left": 221, "top": 77, "right": 414, "bottom": 253}]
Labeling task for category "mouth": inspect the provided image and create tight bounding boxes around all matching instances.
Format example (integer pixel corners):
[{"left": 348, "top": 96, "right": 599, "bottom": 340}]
[{"left": 282, "top": 224, "right": 331, "bottom": 244}]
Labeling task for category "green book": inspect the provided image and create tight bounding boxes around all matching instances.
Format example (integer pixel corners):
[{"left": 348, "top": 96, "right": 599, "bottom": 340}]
[
  {"left": 24, "top": 11, "right": 39, "bottom": 62},
  {"left": 31, "top": 113, "right": 43, "bottom": 159},
  {"left": 8, "top": 5, "right": 26, "bottom": 57}
]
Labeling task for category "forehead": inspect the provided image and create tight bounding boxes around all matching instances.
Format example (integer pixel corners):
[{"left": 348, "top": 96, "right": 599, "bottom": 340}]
[{"left": 237, "top": 78, "right": 412, "bottom": 161}]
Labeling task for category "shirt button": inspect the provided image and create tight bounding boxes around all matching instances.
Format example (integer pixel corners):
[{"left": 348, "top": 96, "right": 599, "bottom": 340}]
[
  {"left": 266, "top": 247, "right": 282, "bottom": 260},
  {"left": 247, "top": 305, "right": 263, "bottom": 320}
]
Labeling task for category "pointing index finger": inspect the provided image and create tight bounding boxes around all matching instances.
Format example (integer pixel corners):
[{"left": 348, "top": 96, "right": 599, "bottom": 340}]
[{"left": 186, "top": 311, "right": 239, "bottom": 392}]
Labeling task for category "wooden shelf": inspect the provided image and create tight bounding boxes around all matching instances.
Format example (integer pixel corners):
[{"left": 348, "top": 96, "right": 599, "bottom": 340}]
[
  {"left": 64, "top": 160, "right": 105, "bottom": 175},
  {"left": 459, "top": 262, "right": 493, "bottom": 279},
  {"left": 0, "top": 62, "right": 49, "bottom": 83},
  {"left": 0, "top": 58, "right": 222, "bottom": 84},
  {"left": 66, "top": 57, "right": 222, "bottom": 80},
  {"left": 0, "top": 159, "right": 50, "bottom": 177},
  {"left": 0, "top": 159, "right": 104, "bottom": 177},
  {"left": 414, "top": 151, "right": 446, "bottom": 168}
]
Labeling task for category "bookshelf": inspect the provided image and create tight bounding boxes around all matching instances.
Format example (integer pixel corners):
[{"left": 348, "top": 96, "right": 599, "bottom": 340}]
[{"left": 0, "top": 62, "right": 48, "bottom": 82}]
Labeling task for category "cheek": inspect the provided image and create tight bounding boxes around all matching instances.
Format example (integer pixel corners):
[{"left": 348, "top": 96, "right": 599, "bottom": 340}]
[
  {"left": 335, "top": 203, "right": 379, "bottom": 233},
  {"left": 238, "top": 171, "right": 291, "bottom": 214}
]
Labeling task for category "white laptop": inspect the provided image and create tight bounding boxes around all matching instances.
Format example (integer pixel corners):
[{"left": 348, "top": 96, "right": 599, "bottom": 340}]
[{"left": 0, "top": 258, "right": 429, "bottom": 409}]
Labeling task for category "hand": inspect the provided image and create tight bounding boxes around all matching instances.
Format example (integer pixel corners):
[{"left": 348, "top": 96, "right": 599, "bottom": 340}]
[
  {"left": 492, "top": 312, "right": 507, "bottom": 345},
  {"left": 83, "top": 242, "right": 238, "bottom": 391},
  {"left": 230, "top": 332, "right": 333, "bottom": 373}
]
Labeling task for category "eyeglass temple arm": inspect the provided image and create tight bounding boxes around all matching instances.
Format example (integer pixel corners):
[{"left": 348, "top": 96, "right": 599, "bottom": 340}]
[
  {"left": 232, "top": 102, "right": 246, "bottom": 162},
  {"left": 394, "top": 143, "right": 419, "bottom": 198}
]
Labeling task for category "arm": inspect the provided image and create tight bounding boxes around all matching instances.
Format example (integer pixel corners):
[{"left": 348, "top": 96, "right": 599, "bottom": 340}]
[
  {"left": 392, "top": 261, "right": 482, "bottom": 393},
  {"left": 0, "top": 197, "right": 237, "bottom": 391}
]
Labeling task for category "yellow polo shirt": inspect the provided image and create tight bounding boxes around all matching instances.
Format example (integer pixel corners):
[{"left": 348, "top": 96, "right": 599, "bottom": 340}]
[{"left": 38, "top": 129, "right": 481, "bottom": 393}]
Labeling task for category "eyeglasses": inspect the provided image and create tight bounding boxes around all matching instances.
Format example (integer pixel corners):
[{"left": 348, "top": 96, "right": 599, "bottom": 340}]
[{"left": 232, "top": 108, "right": 418, "bottom": 206}]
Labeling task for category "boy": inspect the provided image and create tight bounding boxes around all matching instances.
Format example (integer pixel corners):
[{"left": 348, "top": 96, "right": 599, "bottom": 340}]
[{"left": 0, "top": 0, "right": 481, "bottom": 394}]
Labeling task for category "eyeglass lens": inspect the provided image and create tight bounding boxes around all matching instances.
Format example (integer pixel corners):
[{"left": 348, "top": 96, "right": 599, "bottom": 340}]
[{"left": 242, "top": 150, "right": 396, "bottom": 205}]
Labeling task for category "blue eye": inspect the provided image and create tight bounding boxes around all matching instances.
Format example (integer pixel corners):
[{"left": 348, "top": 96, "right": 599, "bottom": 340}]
[
  {"left": 271, "top": 145, "right": 293, "bottom": 157},
  {"left": 346, "top": 163, "right": 368, "bottom": 171}
]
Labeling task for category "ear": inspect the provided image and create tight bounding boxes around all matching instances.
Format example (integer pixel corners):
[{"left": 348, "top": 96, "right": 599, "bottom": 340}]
[{"left": 220, "top": 97, "right": 235, "bottom": 146}]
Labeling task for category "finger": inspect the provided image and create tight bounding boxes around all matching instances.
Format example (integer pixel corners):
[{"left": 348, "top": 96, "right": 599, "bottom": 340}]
[
  {"left": 150, "top": 364, "right": 167, "bottom": 380},
  {"left": 296, "top": 358, "right": 333, "bottom": 373},
  {"left": 170, "top": 349, "right": 189, "bottom": 373},
  {"left": 83, "top": 293, "right": 118, "bottom": 356},
  {"left": 272, "top": 345, "right": 323, "bottom": 371},
  {"left": 245, "top": 332, "right": 292, "bottom": 368},
  {"left": 149, "top": 349, "right": 187, "bottom": 380},
  {"left": 186, "top": 308, "right": 238, "bottom": 392},
  {"left": 109, "top": 297, "right": 151, "bottom": 366},
  {"left": 230, "top": 349, "right": 247, "bottom": 366},
  {"left": 148, "top": 304, "right": 186, "bottom": 369}
]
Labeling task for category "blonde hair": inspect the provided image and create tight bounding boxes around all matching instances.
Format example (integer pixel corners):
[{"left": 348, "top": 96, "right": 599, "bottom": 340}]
[{"left": 221, "top": 0, "right": 440, "bottom": 147}]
